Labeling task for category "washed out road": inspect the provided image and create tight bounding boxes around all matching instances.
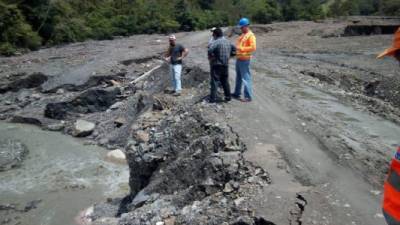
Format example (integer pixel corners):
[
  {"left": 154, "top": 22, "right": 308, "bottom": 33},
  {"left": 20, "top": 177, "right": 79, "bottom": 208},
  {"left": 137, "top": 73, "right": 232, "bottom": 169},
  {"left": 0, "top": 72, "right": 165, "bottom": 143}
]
[{"left": 1, "top": 18, "right": 399, "bottom": 225}]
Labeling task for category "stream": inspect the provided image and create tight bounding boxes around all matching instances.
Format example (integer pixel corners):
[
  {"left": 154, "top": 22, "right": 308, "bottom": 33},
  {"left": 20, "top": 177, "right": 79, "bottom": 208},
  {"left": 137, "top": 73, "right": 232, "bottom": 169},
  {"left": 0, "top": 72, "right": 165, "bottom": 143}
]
[{"left": 0, "top": 122, "right": 129, "bottom": 225}]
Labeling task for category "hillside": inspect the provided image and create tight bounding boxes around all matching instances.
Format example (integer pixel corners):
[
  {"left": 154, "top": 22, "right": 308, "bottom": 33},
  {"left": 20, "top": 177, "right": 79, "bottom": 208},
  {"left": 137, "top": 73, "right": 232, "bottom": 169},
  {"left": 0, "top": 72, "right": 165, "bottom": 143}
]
[{"left": 1, "top": 0, "right": 399, "bottom": 55}]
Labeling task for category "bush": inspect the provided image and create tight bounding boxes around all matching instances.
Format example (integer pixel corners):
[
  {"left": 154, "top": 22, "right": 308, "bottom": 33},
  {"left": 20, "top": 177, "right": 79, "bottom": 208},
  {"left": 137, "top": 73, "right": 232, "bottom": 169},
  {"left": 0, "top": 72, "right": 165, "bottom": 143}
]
[
  {"left": 381, "top": 0, "right": 400, "bottom": 16},
  {"left": 0, "top": 1, "right": 41, "bottom": 55},
  {"left": 0, "top": 43, "right": 17, "bottom": 56}
]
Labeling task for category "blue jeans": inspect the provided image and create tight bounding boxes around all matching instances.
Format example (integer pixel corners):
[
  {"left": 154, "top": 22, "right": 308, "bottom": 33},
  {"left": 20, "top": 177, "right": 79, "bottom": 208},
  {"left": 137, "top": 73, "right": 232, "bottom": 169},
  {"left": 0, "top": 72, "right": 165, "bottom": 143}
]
[
  {"left": 170, "top": 64, "right": 182, "bottom": 92},
  {"left": 234, "top": 60, "right": 252, "bottom": 99}
]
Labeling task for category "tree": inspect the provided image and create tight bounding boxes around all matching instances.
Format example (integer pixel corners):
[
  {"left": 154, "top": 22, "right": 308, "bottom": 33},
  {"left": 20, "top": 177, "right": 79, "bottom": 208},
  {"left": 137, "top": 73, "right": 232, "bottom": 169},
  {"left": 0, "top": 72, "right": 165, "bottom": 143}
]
[{"left": 0, "top": 1, "right": 41, "bottom": 55}]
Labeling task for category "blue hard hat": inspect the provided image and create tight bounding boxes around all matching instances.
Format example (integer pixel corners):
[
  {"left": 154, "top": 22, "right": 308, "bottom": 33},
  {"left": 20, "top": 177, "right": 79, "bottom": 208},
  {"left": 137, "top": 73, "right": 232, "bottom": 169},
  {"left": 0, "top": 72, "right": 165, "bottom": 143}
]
[{"left": 238, "top": 18, "right": 250, "bottom": 27}]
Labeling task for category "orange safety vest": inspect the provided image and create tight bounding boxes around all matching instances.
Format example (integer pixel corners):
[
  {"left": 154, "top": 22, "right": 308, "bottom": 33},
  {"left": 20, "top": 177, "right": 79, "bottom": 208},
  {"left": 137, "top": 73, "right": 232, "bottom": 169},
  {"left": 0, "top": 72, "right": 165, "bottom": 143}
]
[
  {"left": 236, "top": 30, "right": 256, "bottom": 61},
  {"left": 383, "top": 148, "right": 400, "bottom": 225}
]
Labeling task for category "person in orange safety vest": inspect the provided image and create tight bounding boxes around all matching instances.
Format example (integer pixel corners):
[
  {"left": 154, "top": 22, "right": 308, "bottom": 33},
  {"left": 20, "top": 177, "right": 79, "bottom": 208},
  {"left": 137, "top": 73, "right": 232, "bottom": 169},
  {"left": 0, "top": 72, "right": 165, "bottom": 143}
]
[
  {"left": 377, "top": 27, "right": 400, "bottom": 225},
  {"left": 232, "top": 17, "right": 256, "bottom": 102}
]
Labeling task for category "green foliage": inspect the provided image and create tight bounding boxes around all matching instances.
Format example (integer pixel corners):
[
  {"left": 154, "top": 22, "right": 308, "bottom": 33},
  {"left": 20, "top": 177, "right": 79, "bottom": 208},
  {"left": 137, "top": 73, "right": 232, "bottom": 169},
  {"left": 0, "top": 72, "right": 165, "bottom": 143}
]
[
  {"left": 327, "top": 0, "right": 399, "bottom": 17},
  {"left": 1, "top": 0, "right": 399, "bottom": 56},
  {"left": 0, "top": 1, "right": 41, "bottom": 55},
  {"left": 381, "top": 0, "right": 400, "bottom": 16},
  {"left": 281, "top": 0, "right": 326, "bottom": 21},
  {"left": 0, "top": 43, "right": 17, "bottom": 56}
]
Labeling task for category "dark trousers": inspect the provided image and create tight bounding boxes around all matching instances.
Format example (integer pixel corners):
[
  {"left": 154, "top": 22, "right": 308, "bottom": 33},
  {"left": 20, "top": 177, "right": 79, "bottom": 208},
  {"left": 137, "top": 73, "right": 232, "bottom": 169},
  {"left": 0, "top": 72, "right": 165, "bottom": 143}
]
[{"left": 210, "top": 65, "right": 231, "bottom": 101}]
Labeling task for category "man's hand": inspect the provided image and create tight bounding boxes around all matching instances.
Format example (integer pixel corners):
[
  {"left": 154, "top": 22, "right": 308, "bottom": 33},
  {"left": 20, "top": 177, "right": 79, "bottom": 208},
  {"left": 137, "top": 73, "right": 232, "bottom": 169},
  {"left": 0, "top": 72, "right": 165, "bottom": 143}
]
[{"left": 164, "top": 56, "right": 171, "bottom": 62}]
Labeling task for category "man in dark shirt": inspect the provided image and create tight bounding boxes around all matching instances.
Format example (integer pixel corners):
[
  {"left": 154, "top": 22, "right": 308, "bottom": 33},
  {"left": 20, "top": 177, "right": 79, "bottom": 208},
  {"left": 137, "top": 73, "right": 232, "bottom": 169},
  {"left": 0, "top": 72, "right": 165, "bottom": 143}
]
[
  {"left": 208, "top": 28, "right": 236, "bottom": 103},
  {"left": 165, "top": 35, "right": 188, "bottom": 96}
]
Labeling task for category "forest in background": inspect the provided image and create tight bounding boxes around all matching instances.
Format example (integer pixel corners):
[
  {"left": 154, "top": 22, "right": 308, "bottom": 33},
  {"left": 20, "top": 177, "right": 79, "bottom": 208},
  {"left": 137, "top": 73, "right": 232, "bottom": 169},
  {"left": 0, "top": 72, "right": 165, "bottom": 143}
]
[{"left": 1, "top": 0, "right": 399, "bottom": 56}]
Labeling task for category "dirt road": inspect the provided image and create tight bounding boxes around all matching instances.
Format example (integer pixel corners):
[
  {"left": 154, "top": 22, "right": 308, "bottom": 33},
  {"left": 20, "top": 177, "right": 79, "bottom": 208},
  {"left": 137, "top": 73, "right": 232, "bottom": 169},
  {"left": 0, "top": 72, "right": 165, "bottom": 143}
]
[{"left": 182, "top": 20, "right": 400, "bottom": 225}]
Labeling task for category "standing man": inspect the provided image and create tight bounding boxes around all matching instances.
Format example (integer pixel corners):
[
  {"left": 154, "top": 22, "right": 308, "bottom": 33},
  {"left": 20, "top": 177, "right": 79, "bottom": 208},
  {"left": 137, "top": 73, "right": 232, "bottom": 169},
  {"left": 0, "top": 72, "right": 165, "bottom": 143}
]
[
  {"left": 208, "top": 27, "right": 217, "bottom": 91},
  {"left": 165, "top": 35, "right": 189, "bottom": 96},
  {"left": 377, "top": 28, "right": 400, "bottom": 225},
  {"left": 208, "top": 27, "right": 217, "bottom": 49},
  {"left": 232, "top": 17, "right": 256, "bottom": 102},
  {"left": 208, "top": 28, "right": 236, "bottom": 103}
]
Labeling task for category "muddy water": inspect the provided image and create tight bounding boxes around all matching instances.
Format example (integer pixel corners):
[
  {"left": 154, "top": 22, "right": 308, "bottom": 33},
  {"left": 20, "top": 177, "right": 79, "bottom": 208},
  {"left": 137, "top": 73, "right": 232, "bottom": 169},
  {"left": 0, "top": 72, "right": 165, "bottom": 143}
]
[{"left": 0, "top": 122, "right": 129, "bottom": 225}]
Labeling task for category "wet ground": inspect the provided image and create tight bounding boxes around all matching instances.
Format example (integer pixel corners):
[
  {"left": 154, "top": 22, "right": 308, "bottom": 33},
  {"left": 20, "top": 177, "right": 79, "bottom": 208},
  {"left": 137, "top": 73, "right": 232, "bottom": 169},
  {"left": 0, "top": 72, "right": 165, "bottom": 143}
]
[
  {"left": 0, "top": 17, "right": 399, "bottom": 225},
  {"left": 0, "top": 122, "right": 129, "bottom": 225}
]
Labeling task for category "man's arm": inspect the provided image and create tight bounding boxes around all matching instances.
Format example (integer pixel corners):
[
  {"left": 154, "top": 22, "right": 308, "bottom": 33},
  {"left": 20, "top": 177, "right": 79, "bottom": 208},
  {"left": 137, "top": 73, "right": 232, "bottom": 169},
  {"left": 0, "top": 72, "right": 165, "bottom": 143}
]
[
  {"left": 208, "top": 42, "right": 216, "bottom": 57},
  {"left": 182, "top": 47, "right": 189, "bottom": 58},
  {"left": 164, "top": 47, "right": 171, "bottom": 62},
  {"left": 177, "top": 46, "right": 189, "bottom": 61},
  {"left": 239, "top": 35, "right": 256, "bottom": 53},
  {"left": 165, "top": 47, "right": 171, "bottom": 57},
  {"left": 230, "top": 43, "right": 237, "bottom": 57}
]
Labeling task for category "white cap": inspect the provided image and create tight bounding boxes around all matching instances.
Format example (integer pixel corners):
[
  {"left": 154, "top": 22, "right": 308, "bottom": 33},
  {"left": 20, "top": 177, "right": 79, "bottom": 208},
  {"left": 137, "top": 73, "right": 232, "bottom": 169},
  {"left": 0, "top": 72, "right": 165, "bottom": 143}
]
[
  {"left": 169, "top": 35, "right": 176, "bottom": 40},
  {"left": 210, "top": 27, "right": 217, "bottom": 32}
]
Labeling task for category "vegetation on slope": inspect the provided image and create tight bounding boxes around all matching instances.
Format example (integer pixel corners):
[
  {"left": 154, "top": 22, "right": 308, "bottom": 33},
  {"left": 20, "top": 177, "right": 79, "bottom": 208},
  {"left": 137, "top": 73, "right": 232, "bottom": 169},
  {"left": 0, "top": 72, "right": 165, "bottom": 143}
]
[{"left": 0, "top": 0, "right": 399, "bottom": 55}]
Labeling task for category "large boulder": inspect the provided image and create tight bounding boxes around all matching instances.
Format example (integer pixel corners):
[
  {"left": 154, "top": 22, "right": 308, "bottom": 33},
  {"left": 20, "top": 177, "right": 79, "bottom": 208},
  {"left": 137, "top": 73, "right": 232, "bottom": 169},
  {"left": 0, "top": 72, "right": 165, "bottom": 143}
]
[
  {"left": 0, "top": 139, "right": 29, "bottom": 171},
  {"left": 105, "top": 149, "right": 127, "bottom": 164},
  {"left": 73, "top": 119, "right": 96, "bottom": 137},
  {"left": 45, "top": 88, "right": 121, "bottom": 120}
]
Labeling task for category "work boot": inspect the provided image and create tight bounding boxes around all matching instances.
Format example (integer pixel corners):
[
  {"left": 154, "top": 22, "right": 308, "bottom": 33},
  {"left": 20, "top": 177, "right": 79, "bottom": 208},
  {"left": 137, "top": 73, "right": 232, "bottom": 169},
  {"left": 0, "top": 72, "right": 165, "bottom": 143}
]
[
  {"left": 240, "top": 98, "right": 252, "bottom": 102},
  {"left": 231, "top": 94, "right": 240, "bottom": 100}
]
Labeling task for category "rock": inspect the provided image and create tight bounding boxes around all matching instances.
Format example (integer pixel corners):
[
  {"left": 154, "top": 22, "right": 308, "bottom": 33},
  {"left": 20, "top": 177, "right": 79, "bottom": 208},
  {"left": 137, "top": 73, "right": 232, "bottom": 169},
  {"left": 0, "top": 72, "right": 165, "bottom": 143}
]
[
  {"left": 0, "top": 73, "right": 48, "bottom": 94},
  {"left": 235, "top": 216, "right": 254, "bottom": 225},
  {"left": 92, "top": 217, "right": 119, "bottom": 225},
  {"left": 110, "top": 80, "right": 121, "bottom": 87},
  {"left": 0, "top": 139, "right": 29, "bottom": 171},
  {"left": 31, "top": 93, "right": 41, "bottom": 100},
  {"left": 135, "top": 130, "right": 150, "bottom": 143},
  {"left": 46, "top": 122, "right": 65, "bottom": 131},
  {"left": 17, "top": 90, "right": 32, "bottom": 102},
  {"left": 73, "top": 120, "right": 95, "bottom": 137},
  {"left": 164, "top": 217, "right": 176, "bottom": 225},
  {"left": 224, "top": 143, "right": 242, "bottom": 152},
  {"left": 11, "top": 115, "right": 42, "bottom": 126},
  {"left": 114, "top": 117, "right": 127, "bottom": 127},
  {"left": 45, "top": 88, "right": 121, "bottom": 120},
  {"left": 156, "top": 222, "right": 164, "bottom": 225},
  {"left": 75, "top": 206, "right": 94, "bottom": 225},
  {"left": 223, "top": 182, "right": 234, "bottom": 193},
  {"left": 99, "top": 138, "right": 109, "bottom": 145},
  {"left": 220, "top": 151, "right": 241, "bottom": 166},
  {"left": 105, "top": 149, "right": 127, "bottom": 164},
  {"left": 209, "top": 156, "right": 223, "bottom": 170},
  {"left": 24, "top": 200, "right": 42, "bottom": 212},
  {"left": 56, "top": 88, "right": 65, "bottom": 94},
  {"left": 234, "top": 197, "right": 246, "bottom": 207},
  {"left": 110, "top": 102, "right": 124, "bottom": 110}
]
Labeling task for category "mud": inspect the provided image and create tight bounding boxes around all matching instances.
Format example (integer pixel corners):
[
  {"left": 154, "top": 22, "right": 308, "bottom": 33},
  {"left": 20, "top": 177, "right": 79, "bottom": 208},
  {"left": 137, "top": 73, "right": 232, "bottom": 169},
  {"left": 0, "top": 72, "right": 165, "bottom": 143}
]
[
  {"left": 44, "top": 88, "right": 121, "bottom": 120},
  {"left": 344, "top": 24, "right": 399, "bottom": 36},
  {"left": 0, "top": 73, "right": 48, "bottom": 93}
]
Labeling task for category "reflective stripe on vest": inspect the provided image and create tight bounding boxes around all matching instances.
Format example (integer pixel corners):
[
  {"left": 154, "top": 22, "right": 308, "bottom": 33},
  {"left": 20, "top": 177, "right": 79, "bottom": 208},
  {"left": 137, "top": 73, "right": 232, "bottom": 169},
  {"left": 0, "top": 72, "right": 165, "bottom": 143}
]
[
  {"left": 383, "top": 159, "right": 400, "bottom": 224},
  {"left": 237, "top": 31, "right": 255, "bottom": 59}
]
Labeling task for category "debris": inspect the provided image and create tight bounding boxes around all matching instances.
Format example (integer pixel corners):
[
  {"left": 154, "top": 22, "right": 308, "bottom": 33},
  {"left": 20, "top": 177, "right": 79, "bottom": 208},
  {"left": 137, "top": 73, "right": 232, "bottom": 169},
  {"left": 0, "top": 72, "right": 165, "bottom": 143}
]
[
  {"left": 114, "top": 117, "right": 127, "bottom": 127},
  {"left": 135, "top": 130, "right": 150, "bottom": 143}
]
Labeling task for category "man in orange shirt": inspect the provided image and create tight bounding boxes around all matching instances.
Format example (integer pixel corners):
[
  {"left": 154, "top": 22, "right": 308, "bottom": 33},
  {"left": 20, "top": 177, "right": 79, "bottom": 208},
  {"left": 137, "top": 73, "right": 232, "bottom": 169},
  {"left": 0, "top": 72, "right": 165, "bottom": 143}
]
[
  {"left": 232, "top": 18, "right": 256, "bottom": 102},
  {"left": 377, "top": 27, "right": 400, "bottom": 225}
]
